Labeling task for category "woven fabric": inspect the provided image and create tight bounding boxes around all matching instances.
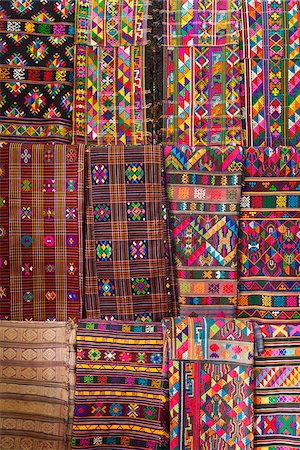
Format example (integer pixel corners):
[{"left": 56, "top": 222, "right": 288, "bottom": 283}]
[
  {"left": 242, "top": 0, "right": 300, "bottom": 59},
  {"left": 0, "top": 0, "right": 74, "bottom": 143},
  {"left": 84, "top": 145, "right": 177, "bottom": 321},
  {"left": 242, "top": 58, "right": 300, "bottom": 147},
  {"left": 164, "top": 145, "right": 243, "bottom": 317},
  {"left": 72, "top": 320, "right": 169, "bottom": 450},
  {"left": 163, "top": 0, "right": 241, "bottom": 46},
  {"left": 0, "top": 321, "right": 76, "bottom": 450},
  {"left": 73, "top": 45, "right": 152, "bottom": 145},
  {"left": 0, "top": 143, "right": 84, "bottom": 321},
  {"left": 76, "top": 0, "right": 149, "bottom": 46},
  {"left": 237, "top": 146, "right": 300, "bottom": 322},
  {"left": 254, "top": 323, "right": 300, "bottom": 449},
  {"left": 163, "top": 317, "right": 258, "bottom": 450},
  {"left": 163, "top": 45, "right": 242, "bottom": 147}
]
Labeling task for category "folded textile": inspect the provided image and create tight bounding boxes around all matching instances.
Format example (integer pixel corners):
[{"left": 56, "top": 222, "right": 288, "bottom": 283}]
[
  {"left": 0, "top": 0, "right": 75, "bottom": 143},
  {"left": 163, "top": 317, "right": 260, "bottom": 450},
  {"left": 0, "top": 321, "right": 76, "bottom": 450},
  {"left": 0, "top": 143, "right": 84, "bottom": 321},
  {"left": 254, "top": 323, "right": 300, "bottom": 449},
  {"left": 164, "top": 145, "right": 243, "bottom": 317},
  {"left": 72, "top": 320, "right": 169, "bottom": 449},
  {"left": 237, "top": 146, "right": 300, "bottom": 321},
  {"left": 84, "top": 144, "right": 177, "bottom": 320}
]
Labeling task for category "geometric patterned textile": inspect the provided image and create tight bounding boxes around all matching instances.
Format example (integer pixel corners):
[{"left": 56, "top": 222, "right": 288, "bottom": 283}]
[
  {"left": 76, "top": 0, "right": 149, "bottom": 45},
  {"left": 0, "top": 143, "right": 84, "bottom": 321},
  {"left": 163, "top": 45, "right": 242, "bottom": 147},
  {"left": 0, "top": 0, "right": 75, "bottom": 143},
  {"left": 72, "top": 320, "right": 169, "bottom": 449},
  {"left": 237, "top": 146, "right": 300, "bottom": 322},
  {"left": 242, "top": 0, "right": 300, "bottom": 59},
  {"left": 241, "top": 58, "right": 300, "bottom": 147},
  {"left": 84, "top": 145, "right": 177, "bottom": 321},
  {"left": 254, "top": 323, "right": 300, "bottom": 449},
  {"left": 164, "top": 145, "right": 243, "bottom": 317},
  {"left": 0, "top": 321, "right": 76, "bottom": 450},
  {"left": 163, "top": 317, "right": 258, "bottom": 450},
  {"left": 73, "top": 45, "right": 151, "bottom": 145},
  {"left": 163, "top": 0, "right": 241, "bottom": 46}
]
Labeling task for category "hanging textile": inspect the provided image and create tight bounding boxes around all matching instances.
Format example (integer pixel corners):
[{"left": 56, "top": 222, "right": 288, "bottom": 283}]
[
  {"left": 164, "top": 145, "right": 243, "bottom": 317},
  {"left": 237, "top": 146, "right": 300, "bottom": 322},
  {"left": 0, "top": 0, "right": 75, "bottom": 143},
  {"left": 84, "top": 145, "right": 177, "bottom": 320},
  {"left": 0, "top": 321, "right": 76, "bottom": 449},
  {"left": 72, "top": 320, "right": 169, "bottom": 449},
  {"left": 163, "top": 317, "right": 262, "bottom": 449},
  {"left": 0, "top": 143, "right": 84, "bottom": 321}
]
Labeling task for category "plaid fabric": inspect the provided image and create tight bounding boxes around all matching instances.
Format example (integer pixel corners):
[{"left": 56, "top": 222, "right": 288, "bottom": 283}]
[
  {"left": 0, "top": 143, "right": 84, "bottom": 321},
  {"left": 75, "top": 0, "right": 150, "bottom": 46},
  {"left": 254, "top": 323, "right": 300, "bottom": 449},
  {"left": 0, "top": 321, "right": 76, "bottom": 450},
  {"left": 163, "top": 317, "right": 259, "bottom": 450},
  {"left": 237, "top": 146, "right": 300, "bottom": 322},
  {"left": 72, "top": 320, "right": 169, "bottom": 449},
  {"left": 163, "top": 0, "right": 241, "bottom": 46},
  {"left": 0, "top": 0, "right": 75, "bottom": 143},
  {"left": 164, "top": 145, "right": 243, "bottom": 317},
  {"left": 84, "top": 145, "right": 177, "bottom": 321}
]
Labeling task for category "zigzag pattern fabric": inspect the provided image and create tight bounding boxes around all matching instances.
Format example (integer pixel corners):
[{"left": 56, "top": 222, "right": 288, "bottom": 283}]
[
  {"left": 163, "top": 317, "right": 260, "bottom": 450},
  {"left": 165, "top": 146, "right": 243, "bottom": 317},
  {"left": 237, "top": 146, "right": 300, "bottom": 322},
  {"left": 254, "top": 323, "right": 300, "bottom": 449}
]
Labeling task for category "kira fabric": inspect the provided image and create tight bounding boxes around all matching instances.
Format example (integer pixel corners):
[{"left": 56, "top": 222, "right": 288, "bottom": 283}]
[
  {"left": 164, "top": 145, "right": 243, "bottom": 317},
  {"left": 72, "top": 320, "right": 169, "bottom": 450},
  {"left": 163, "top": 0, "right": 241, "bottom": 47},
  {"left": 163, "top": 317, "right": 260, "bottom": 450},
  {"left": 73, "top": 45, "right": 152, "bottom": 145},
  {"left": 84, "top": 145, "right": 177, "bottom": 321},
  {"left": 237, "top": 146, "right": 300, "bottom": 322},
  {"left": 0, "top": 143, "right": 84, "bottom": 321},
  {"left": 163, "top": 45, "right": 242, "bottom": 147},
  {"left": 75, "top": 0, "right": 150, "bottom": 46},
  {"left": 254, "top": 323, "right": 300, "bottom": 449},
  {"left": 0, "top": 321, "right": 76, "bottom": 450},
  {"left": 0, "top": 0, "right": 75, "bottom": 143}
]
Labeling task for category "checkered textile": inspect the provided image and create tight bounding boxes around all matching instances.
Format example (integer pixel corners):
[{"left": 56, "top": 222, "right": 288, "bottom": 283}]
[
  {"left": 84, "top": 145, "right": 177, "bottom": 321},
  {"left": 0, "top": 143, "right": 84, "bottom": 321}
]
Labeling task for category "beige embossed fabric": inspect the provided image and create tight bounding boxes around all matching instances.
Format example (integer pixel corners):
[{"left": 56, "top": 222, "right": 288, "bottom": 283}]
[{"left": 0, "top": 321, "right": 76, "bottom": 450}]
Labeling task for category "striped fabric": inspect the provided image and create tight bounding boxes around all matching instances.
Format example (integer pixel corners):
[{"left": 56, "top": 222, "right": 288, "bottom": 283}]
[
  {"left": 0, "top": 321, "right": 76, "bottom": 450},
  {"left": 164, "top": 145, "right": 243, "bottom": 317},
  {"left": 84, "top": 145, "right": 177, "bottom": 320},
  {"left": 72, "top": 320, "right": 169, "bottom": 449},
  {"left": 254, "top": 323, "right": 300, "bottom": 449},
  {"left": 237, "top": 146, "right": 300, "bottom": 322},
  {"left": 0, "top": 143, "right": 84, "bottom": 321}
]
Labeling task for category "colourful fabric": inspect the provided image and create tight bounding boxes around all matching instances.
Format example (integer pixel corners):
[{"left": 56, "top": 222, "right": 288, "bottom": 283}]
[
  {"left": 76, "top": 0, "right": 149, "bottom": 46},
  {"left": 241, "top": 58, "right": 300, "bottom": 147},
  {"left": 0, "top": 143, "right": 84, "bottom": 321},
  {"left": 163, "top": 45, "right": 242, "bottom": 147},
  {"left": 84, "top": 145, "right": 177, "bottom": 321},
  {"left": 254, "top": 323, "right": 300, "bottom": 449},
  {"left": 0, "top": 0, "right": 75, "bottom": 143},
  {"left": 164, "top": 0, "right": 241, "bottom": 46},
  {"left": 0, "top": 321, "right": 76, "bottom": 449},
  {"left": 237, "top": 146, "right": 300, "bottom": 322},
  {"left": 74, "top": 45, "right": 151, "bottom": 145},
  {"left": 242, "top": 0, "right": 300, "bottom": 59},
  {"left": 164, "top": 145, "right": 243, "bottom": 317},
  {"left": 163, "top": 317, "right": 258, "bottom": 450},
  {"left": 72, "top": 320, "right": 169, "bottom": 449}
]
